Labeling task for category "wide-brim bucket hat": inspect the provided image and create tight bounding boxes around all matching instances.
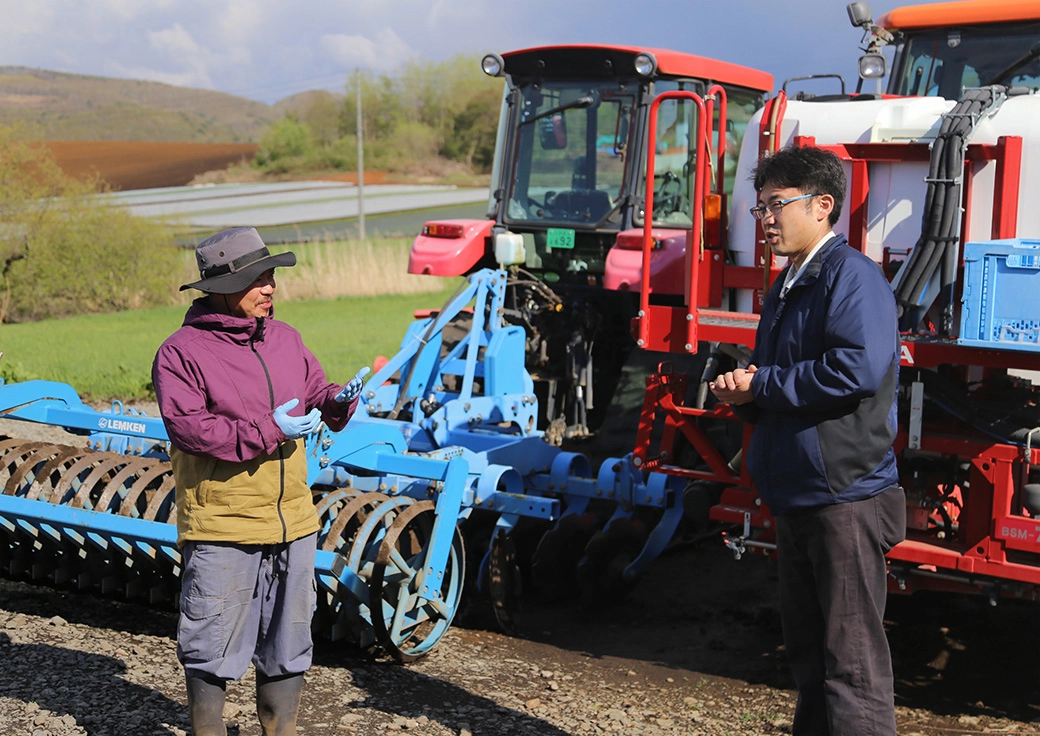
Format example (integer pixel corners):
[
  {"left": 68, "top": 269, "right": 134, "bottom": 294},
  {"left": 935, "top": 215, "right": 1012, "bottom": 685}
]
[{"left": 180, "top": 227, "right": 296, "bottom": 294}]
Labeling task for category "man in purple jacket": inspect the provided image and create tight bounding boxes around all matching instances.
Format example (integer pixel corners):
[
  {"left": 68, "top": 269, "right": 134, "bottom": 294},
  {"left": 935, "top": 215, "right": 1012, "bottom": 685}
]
[
  {"left": 711, "top": 147, "right": 905, "bottom": 735},
  {"left": 153, "top": 227, "right": 368, "bottom": 736}
]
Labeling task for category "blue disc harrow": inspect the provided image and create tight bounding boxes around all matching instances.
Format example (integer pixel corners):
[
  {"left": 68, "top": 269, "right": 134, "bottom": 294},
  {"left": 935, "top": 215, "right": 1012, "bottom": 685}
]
[{"left": 0, "top": 269, "right": 688, "bottom": 661}]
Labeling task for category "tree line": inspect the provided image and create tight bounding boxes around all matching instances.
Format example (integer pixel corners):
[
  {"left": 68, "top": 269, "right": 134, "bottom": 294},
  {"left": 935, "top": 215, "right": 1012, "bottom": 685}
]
[{"left": 253, "top": 54, "right": 504, "bottom": 179}]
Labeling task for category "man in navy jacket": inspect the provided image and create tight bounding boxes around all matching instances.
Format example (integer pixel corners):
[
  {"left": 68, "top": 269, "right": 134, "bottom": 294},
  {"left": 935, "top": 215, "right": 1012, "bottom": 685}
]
[{"left": 711, "top": 146, "right": 905, "bottom": 735}]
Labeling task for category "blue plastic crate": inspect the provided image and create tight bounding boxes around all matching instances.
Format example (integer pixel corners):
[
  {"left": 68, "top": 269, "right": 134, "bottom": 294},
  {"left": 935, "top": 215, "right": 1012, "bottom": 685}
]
[{"left": 959, "top": 238, "right": 1040, "bottom": 352}]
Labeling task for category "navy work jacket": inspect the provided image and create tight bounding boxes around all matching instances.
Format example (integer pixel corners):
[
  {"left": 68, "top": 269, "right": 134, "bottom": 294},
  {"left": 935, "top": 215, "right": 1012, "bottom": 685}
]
[{"left": 734, "top": 234, "right": 900, "bottom": 515}]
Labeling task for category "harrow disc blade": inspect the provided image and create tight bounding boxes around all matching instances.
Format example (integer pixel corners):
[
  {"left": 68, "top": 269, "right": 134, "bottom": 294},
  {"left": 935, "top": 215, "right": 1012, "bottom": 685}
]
[
  {"left": 368, "top": 501, "right": 465, "bottom": 662},
  {"left": 576, "top": 516, "right": 651, "bottom": 604},
  {"left": 488, "top": 528, "right": 522, "bottom": 635},
  {"left": 530, "top": 512, "right": 601, "bottom": 602}
]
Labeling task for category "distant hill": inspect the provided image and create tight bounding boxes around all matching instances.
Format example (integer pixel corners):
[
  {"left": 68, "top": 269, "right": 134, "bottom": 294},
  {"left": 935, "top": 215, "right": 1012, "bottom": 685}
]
[
  {"left": 0, "top": 66, "right": 278, "bottom": 143},
  {"left": 273, "top": 89, "right": 344, "bottom": 118}
]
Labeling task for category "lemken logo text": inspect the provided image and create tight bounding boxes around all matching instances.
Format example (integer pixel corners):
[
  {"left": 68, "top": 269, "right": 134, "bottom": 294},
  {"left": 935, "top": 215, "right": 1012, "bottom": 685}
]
[{"left": 97, "top": 416, "right": 147, "bottom": 434}]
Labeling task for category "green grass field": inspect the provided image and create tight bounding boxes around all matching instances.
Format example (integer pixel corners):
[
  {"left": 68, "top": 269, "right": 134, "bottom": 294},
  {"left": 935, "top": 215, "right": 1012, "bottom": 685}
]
[{"left": 0, "top": 285, "right": 460, "bottom": 401}]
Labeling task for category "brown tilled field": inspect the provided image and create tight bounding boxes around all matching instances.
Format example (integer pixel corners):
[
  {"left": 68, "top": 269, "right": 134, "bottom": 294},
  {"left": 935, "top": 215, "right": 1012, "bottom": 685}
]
[{"left": 38, "top": 140, "right": 258, "bottom": 191}]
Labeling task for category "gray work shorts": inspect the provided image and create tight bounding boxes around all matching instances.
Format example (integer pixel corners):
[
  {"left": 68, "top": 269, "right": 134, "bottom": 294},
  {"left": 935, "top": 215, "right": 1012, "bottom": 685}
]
[{"left": 177, "top": 532, "right": 317, "bottom": 681}]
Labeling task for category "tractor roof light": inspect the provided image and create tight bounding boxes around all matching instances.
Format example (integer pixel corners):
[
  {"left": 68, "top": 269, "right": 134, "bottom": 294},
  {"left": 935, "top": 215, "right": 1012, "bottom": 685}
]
[
  {"left": 859, "top": 52, "right": 887, "bottom": 79},
  {"left": 481, "top": 54, "right": 505, "bottom": 77},
  {"left": 634, "top": 53, "right": 657, "bottom": 78}
]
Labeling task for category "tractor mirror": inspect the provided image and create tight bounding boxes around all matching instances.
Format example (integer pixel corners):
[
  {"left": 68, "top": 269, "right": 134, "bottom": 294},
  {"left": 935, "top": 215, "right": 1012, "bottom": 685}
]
[
  {"left": 615, "top": 107, "right": 630, "bottom": 155},
  {"left": 539, "top": 113, "right": 567, "bottom": 150}
]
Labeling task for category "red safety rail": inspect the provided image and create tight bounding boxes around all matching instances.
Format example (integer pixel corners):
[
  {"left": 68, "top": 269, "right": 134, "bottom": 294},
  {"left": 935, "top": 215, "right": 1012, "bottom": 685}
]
[
  {"left": 758, "top": 90, "right": 787, "bottom": 157},
  {"left": 636, "top": 90, "right": 707, "bottom": 354},
  {"left": 750, "top": 91, "right": 790, "bottom": 311},
  {"left": 633, "top": 90, "right": 765, "bottom": 354},
  {"left": 704, "top": 84, "right": 729, "bottom": 253}
]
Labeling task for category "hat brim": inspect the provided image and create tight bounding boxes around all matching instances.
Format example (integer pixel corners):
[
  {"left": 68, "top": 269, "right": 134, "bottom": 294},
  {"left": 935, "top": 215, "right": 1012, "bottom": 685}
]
[{"left": 180, "top": 251, "right": 297, "bottom": 294}]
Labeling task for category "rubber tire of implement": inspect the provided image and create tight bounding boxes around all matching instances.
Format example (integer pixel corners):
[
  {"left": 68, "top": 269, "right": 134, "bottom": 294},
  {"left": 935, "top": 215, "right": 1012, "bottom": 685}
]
[{"left": 488, "top": 528, "right": 522, "bottom": 635}]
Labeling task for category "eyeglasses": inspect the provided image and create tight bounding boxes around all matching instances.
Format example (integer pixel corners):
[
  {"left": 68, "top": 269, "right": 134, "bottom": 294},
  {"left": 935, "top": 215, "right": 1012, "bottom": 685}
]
[{"left": 749, "top": 193, "right": 820, "bottom": 220}]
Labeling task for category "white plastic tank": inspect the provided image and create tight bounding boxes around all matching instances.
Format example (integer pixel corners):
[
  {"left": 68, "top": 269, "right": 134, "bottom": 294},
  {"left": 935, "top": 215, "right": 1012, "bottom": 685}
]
[{"left": 727, "top": 92, "right": 1040, "bottom": 313}]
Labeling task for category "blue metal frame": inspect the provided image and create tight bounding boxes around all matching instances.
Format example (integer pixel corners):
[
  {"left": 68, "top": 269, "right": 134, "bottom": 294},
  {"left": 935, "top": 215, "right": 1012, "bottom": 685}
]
[{"left": 0, "top": 268, "right": 698, "bottom": 657}]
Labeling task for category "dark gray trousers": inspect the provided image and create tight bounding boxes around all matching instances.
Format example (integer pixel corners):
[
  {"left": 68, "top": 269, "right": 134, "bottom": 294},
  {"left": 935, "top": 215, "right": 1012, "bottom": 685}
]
[
  {"left": 776, "top": 486, "right": 905, "bottom": 736},
  {"left": 178, "top": 532, "right": 317, "bottom": 682}
]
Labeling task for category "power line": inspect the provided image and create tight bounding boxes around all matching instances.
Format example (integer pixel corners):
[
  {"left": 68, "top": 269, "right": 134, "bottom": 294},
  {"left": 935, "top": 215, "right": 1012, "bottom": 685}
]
[{"left": 223, "top": 72, "right": 354, "bottom": 101}]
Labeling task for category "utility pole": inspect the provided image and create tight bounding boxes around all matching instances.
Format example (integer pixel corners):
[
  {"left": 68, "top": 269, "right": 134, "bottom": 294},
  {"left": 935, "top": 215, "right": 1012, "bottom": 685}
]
[{"left": 355, "top": 68, "right": 366, "bottom": 240}]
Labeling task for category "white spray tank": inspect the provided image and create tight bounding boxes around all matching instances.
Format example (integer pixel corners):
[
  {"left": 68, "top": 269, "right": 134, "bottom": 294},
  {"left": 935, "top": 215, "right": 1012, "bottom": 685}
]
[{"left": 726, "top": 91, "right": 1040, "bottom": 315}]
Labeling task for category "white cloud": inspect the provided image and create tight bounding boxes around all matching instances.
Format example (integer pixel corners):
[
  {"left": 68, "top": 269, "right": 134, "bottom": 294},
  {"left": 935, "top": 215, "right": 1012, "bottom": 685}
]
[
  {"left": 320, "top": 27, "right": 413, "bottom": 72},
  {"left": 148, "top": 23, "right": 216, "bottom": 89},
  {"left": 0, "top": 3, "right": 56, "bottom": 56},
  {"left": 215, "top": 0, "right": 267, "bottom": 46}
]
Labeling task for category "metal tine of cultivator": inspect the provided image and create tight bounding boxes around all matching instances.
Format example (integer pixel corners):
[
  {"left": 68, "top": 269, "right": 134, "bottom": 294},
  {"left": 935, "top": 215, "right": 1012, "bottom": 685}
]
[{"left": 0, "top": 492, "right": 180, "bottom": 577}]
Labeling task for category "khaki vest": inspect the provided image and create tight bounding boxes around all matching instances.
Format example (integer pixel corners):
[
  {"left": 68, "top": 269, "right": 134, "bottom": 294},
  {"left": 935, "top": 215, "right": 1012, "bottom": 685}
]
[{"left": 171, "top": 439, "right": 320, "bottom": 546}]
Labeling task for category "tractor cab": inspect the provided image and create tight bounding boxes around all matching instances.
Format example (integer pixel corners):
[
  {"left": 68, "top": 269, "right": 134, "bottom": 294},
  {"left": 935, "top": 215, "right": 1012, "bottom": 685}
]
[
  {"left": 848, "top": 0, "right": 1040, "bottom": 98},
  {"left": 410, "top": 45, "right": 771, "bottom": 291}
]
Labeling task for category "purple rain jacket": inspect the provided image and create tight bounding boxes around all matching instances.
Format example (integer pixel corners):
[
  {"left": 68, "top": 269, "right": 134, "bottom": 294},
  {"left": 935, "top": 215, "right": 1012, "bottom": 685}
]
[{"left": 152, "top": 299, "right": 358, "bottom": 545}]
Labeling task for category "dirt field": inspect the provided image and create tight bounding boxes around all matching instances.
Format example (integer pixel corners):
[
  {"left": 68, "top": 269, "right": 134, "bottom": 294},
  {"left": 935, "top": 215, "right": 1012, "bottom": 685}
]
[{"left": 38, "top": 140, "right": 258, "bottom": 191}]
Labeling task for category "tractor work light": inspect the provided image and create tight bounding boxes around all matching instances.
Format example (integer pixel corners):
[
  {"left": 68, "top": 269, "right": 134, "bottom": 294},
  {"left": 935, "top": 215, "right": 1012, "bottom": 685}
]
[
  {"left": 423, "top": 223, "right": 465, "bottom": 239},
  {"left": 634, "top": 53, "right": 657, "bottom": 78},
  {"left": 859, "top": 52, "right": 887, "bottom": 79},
  {"left": 482, "top": 54, "right": 505, "bottom": 77}
]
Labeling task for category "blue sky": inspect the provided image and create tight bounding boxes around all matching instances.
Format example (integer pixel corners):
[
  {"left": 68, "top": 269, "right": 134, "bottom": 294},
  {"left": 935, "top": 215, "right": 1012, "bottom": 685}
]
[{"left": 0, "top": 0, "right": 946, "bottom": 104}]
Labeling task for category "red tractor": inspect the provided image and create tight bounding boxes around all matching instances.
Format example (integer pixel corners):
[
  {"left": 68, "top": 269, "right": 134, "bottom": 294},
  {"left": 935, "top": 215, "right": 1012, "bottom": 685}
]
[{"left": 409, "top": 45, "right": 771, "bottom": 447}]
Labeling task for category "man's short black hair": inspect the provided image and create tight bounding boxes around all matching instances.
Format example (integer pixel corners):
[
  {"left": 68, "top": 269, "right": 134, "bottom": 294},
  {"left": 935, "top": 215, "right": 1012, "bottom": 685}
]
[{"left": 752, "top": 146, "right": 846, "bottom": 226}]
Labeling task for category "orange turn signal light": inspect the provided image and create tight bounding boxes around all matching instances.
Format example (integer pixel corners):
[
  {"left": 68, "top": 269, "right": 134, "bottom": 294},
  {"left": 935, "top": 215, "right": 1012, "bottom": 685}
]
[
  {"left": 703, "top": 193, "right": 721, "bottom": 222},
  {"left": 422, "top": 223, "right": 464, "bottom": 239}
]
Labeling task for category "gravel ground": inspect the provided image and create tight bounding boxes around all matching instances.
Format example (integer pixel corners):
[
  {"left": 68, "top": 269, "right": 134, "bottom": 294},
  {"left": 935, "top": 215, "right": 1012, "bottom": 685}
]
[
  {"left": 1, "top": 541, "right": 1038, "bottom": 736},
  {"left": 1, "top": 412, "right": 1038, "bottom": 736}
]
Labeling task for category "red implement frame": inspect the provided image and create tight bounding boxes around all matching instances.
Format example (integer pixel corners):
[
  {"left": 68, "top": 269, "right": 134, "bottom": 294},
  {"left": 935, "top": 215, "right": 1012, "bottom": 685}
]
[{"left": 633, "top": 105, "right": 1040, "bottom": 599}]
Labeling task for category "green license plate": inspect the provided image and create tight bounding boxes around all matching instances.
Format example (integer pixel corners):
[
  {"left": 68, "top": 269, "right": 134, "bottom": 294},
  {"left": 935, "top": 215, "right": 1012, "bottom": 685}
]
[{"left": 546, "top": 228, "right": 575, "bottom": 249}]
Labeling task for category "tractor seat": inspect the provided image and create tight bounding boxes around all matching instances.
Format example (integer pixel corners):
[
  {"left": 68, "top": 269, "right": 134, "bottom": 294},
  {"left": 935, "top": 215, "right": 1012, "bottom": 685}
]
[{"left": 552, "top": 189, "right": 613, "bottom": 222}]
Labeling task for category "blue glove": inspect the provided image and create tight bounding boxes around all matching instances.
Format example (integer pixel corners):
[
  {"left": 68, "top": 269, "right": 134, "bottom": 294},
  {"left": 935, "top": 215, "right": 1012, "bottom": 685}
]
[
  {"left": 335, "top": 367, "right": 371, "bottom": 403},
  {"left": 273, "top": 398, "right": 322, "bottom": 439}
]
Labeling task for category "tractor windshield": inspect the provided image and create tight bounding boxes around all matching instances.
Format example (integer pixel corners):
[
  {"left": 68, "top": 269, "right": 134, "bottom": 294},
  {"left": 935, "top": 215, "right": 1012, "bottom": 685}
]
[
  {"left": 505, "top": 79, "right": 636, "bottom": 227},
  {"left": 890, "top": 21, "right": 1040, "bottom": 98}
]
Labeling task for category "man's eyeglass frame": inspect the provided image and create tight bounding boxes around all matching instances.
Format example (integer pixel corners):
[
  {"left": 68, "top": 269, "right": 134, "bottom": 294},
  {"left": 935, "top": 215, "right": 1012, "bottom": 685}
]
[{"left": 749, "top": 193, "right": 820, "bottom": 220}]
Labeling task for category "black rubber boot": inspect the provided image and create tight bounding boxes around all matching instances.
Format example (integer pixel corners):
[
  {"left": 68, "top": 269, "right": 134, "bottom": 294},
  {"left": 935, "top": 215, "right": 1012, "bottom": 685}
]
[
  {"left": 185, "top": 674, "right": 227, "bottom": 736},
  {"left": 256, "top": 672, "right": 305, "bottom": 736}
]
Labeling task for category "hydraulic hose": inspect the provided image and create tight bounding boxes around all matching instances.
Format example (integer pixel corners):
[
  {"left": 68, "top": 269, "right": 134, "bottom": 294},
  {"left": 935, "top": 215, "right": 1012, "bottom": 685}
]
[{"left": 893, "top": 87, "right": 1005, "bottom": 333}]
